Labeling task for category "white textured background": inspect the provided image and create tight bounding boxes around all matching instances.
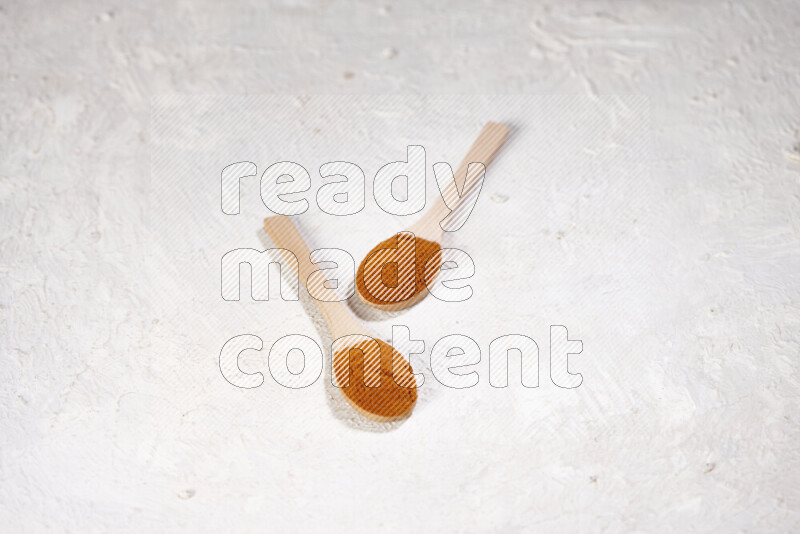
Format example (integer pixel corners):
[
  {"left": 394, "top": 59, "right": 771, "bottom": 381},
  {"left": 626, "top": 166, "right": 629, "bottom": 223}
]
[{"left": 2, "top": 1, "right": 799, "bottom": 532}]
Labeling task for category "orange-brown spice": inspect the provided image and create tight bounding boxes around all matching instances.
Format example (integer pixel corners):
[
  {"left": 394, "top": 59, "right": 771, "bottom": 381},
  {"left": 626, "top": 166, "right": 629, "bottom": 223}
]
[
  {"left": 356, "top": 234, "right": 442, "bottom": 305},
  {"left": 333, "top": 339, "right": 417, "bottom": 420}
]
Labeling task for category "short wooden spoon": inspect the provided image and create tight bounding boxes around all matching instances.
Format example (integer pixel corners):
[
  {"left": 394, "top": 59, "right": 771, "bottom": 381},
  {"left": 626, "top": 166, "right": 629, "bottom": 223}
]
[
  {"left": 263, "top": 215, "right": 417, "bottom": 422},
  {"left": 355, "top": 122, "right": 510, "bottom": 311}
]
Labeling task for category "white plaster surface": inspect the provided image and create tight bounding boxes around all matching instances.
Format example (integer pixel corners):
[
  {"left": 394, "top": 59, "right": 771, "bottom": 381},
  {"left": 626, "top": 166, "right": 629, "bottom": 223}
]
[{"left": 2, "top": 1, "right": 800, "bottom": 532}]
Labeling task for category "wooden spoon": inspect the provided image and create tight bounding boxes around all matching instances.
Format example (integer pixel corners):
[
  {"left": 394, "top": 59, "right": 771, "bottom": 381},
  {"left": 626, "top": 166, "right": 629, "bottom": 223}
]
[
  {"left": 355, "top": 122, "right": 510, "bottom": 311},
  {"left": 263, "top": 215, "right": 417, "bottom": 422}
]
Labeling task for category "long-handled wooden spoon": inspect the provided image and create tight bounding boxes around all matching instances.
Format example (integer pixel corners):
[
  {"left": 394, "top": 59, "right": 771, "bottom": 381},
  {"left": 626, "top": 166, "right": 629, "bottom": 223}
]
[
  {"left": 355, "top": 122, "right": 510, "bottom": 311},
  {"left": 263, "top": 215, "right": 417, "bottom": 422}
]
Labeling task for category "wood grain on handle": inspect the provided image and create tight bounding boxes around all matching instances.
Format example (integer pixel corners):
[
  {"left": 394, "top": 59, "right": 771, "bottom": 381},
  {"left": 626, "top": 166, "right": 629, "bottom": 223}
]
[
  {"left": 414, "top": 122, "right": 509, "bottom": 233},
  {"left": 452, "top": 122, "right": 509, "bottom": 193},
  {"left": 263, "top": 216, "right": 360, "bottom": 336},
  {"left": 421, "top": 121, "right": 510, "bottom": 229},
  {"left": 263, "top": 215, "right": 316, "bottom": 282}
]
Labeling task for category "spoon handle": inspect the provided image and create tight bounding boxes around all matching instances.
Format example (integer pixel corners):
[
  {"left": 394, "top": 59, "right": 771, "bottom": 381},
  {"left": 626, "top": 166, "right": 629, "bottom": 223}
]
[
  {"left": 419, "top": 121, "right": 510, "bottom": 233},
  {"left": 263, "top": 216, "right": 360, "bottom": 336}
]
